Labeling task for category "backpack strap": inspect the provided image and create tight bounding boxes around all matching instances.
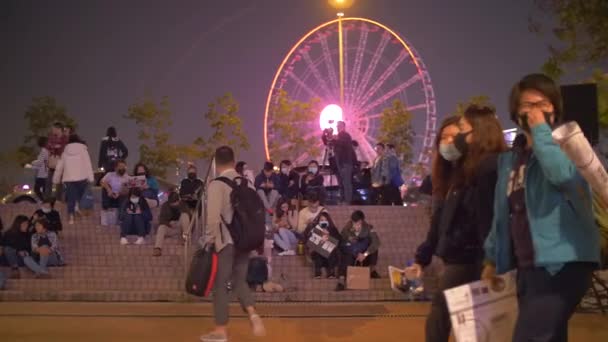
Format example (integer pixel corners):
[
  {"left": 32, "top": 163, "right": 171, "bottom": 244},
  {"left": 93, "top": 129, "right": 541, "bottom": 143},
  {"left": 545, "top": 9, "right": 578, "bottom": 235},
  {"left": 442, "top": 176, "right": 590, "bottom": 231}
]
[{"left": 214, "top": 176, "right": 236, "bottom": 189}]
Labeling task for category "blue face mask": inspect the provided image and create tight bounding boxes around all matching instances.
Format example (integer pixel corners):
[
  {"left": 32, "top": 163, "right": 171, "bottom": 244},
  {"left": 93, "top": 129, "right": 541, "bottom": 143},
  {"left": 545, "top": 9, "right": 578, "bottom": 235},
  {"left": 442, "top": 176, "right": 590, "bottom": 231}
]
[{"left": 439, "top": 143, "right": 462, "bottom": 162}]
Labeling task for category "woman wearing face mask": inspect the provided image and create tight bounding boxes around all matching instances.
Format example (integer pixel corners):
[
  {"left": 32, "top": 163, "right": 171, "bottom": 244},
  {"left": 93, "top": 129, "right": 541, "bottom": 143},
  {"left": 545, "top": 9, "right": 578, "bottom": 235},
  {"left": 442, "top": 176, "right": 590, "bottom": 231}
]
[
  {"left": 133, "top": 163, "right": 159, "bottom": 201},
  {"left": 273, "top": 199, "right": 299, "bottom": 256},
  {"left": 277, "top": 160, "right": 300, "bottom": 201},
  {"left": 1, "top": 215, "right": 32, "bottom": 279},
  {"left": 31, "top": 197, "right": 62, "bottom": 234},
  {"left": 408, "top": 106, "right": 507, "bottom": 342},
  {"left": 300, "top": 160, "right": 325, "bottom": 204},
  {"left": 119, "top": 187, "right": 152, "bottom": 245},
  {"left": 304, "top": 211, "right": 341, "bottom": 279},
  {"left": 483, "top": 74, "right": 600, "bottom": 341}
]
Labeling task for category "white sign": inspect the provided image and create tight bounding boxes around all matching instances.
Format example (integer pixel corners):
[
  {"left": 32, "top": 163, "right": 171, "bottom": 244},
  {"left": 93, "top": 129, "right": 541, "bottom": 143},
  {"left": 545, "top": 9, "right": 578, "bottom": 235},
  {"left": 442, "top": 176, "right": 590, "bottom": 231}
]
[{"left": 444, "top": 271, "right": 518, "bottom": 342}]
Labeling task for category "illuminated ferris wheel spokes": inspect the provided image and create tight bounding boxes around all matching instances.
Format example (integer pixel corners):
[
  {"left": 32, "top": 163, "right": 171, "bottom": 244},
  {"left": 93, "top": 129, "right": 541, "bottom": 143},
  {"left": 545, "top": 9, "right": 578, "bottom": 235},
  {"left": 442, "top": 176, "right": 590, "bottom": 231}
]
[{"left": 264, "top": 17, "right": 437, "bottom": 167}]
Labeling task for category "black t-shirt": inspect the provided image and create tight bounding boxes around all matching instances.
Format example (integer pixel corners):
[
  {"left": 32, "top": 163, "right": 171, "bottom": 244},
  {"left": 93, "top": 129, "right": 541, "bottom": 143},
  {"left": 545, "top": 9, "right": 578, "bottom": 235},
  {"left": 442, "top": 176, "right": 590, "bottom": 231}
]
[{"left": 507, "top": 149, "right": 536, "bottom": 269}]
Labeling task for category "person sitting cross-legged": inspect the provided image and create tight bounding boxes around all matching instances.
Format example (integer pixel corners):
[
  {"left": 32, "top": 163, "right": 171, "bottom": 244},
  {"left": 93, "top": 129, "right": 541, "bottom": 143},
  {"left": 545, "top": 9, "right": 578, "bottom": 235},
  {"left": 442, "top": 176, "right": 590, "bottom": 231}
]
[
  {"left": 153, "top": 191, "right": 191, "bottom": 256},
  {"left": 31, "top": 197, "right": 62, "bottom": 234},
  {"left": 303, "top": 211, "right": 341, "bottom": 279},
  {"left": 119, "top": 188, "right": 152, "bottom": 245},
  {"left": 336, "top": 210, "right": 381, "bottom": 291},
  {"left": 24, "top": 218, "right": 64, "bottom": 278}
]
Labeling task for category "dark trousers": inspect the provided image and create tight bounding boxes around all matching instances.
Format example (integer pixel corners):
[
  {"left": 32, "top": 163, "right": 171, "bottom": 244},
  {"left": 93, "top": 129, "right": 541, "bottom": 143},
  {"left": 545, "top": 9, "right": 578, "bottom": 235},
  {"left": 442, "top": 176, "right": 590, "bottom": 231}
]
[
  {"left": 102, "top": 189, "right": 126, "bottom": 210},
  {"left": 212, "top": 244, "right": 255, "bottom": 326},
  {"left": 120, "top": 214, "right": 146, "bottom": 238},
  {"left": 48, "top": 169, "right": 64, "bottom": 201},
  {"left": 312, "top": 251, "right": 338, "bottom": 276},
  {"left": 34, "top": 177, "right": 47, "bottom": 201},
  {"left": 338, "top": 251, "right": 379, "bottom": 277},
  {"left": 425, "top": 262, "right": 481, "bottom": 342},
  {"left": 338, "top": 164, "right": 353, "bottom": 204},
  {"left": 4, "top": 247, "right": 25, "bottom": 268},
  {"left": 372, "top": 185, "right": 402, "bottom": 205},
  {"left": 513, "top": 262, "right": 594, "bottom": 342},
  {"left": 65, "top": 180, "right": 88, "bottom": 215}
]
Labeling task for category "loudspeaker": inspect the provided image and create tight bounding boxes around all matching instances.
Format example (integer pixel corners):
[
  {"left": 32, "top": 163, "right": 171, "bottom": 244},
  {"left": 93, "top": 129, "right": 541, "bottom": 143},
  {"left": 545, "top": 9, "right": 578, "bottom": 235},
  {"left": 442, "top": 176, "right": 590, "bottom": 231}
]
[{"left": 560, "top": 83, "right": 599, "bottom": 145}]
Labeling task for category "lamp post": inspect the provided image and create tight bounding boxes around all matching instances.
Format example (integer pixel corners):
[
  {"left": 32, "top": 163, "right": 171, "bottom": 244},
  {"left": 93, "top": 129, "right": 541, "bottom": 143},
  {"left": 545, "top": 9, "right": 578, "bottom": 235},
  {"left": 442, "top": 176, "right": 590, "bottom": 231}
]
[{"left": 328, "top": 0, "right": 354, "bottom": 108}]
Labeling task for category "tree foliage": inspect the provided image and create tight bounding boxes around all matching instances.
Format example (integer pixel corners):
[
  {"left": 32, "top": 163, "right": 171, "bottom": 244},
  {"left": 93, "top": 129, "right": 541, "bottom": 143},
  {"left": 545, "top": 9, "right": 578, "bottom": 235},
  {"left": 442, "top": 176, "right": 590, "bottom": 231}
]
[
  {"left": 453, "top": 95, "right": 492, "bottom": 116},
  {"left": 198, "top": 92, "right": 250, "bottom": 159},
  {"left": 589, "top": 71, "right": 608, "bottom": 128},
  {"left": 124, "top": 96, "right": 177, "bottom": 179},
  {"left": 267, "top": 89, "right": 323, "bottom": 164},
  {"left": 378, "top": 99, "right": 414, "bottom": 169},
  {"left": 530, "top": 0, "right": 608, "bottom": 79},
  {"left": 125, "top": 93, "right": 249, "bottom": 179},
  {"left": 17, "top": 96, "right": 77, "bottom": 165}
]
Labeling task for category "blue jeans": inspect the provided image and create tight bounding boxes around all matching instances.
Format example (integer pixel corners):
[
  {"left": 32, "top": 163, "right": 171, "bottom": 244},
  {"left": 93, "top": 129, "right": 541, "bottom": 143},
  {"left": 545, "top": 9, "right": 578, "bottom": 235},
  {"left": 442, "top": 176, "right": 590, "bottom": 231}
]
[
  {"left": 121, "top": 214, "right": 146, "bottom": 238},
  {"left": 4, "top": 246, "right": 25, "bottom": 268},
  {"left": 23, "top": 252, "right": 61, "bottom": 275},
  {"left": 274, "top": 228, "right": 298, "bottom": 251},
  {"left": 65, "top": 180, "right": 88, "bottom": 215}
]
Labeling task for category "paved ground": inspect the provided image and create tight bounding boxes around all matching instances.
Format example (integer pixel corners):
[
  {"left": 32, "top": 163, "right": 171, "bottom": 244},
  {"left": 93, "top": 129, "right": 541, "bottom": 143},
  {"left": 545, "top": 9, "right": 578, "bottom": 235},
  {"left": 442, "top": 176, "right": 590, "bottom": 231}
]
[{"left": 0, "top": 302, "right": 607, "bottom": 341}]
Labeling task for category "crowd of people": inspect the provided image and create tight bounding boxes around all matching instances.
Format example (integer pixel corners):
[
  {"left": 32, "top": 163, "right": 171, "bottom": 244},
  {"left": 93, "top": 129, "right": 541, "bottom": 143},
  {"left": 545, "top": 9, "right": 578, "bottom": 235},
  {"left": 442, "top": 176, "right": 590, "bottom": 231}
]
[{"left": 0, "top": 73, "right": 602, "bottom": 341}]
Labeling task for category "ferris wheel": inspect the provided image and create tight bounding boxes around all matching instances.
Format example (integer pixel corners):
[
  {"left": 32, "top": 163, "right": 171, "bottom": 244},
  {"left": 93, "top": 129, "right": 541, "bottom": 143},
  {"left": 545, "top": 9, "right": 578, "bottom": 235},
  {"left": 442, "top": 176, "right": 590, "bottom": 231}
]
[{"left": 264, "top": 17, "right": 437, "bottom": 167}]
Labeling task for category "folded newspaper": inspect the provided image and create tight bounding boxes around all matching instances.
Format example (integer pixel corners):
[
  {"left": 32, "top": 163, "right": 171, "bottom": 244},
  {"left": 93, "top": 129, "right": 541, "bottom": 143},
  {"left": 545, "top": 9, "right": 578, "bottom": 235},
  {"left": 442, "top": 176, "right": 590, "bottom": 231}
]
[{"left": 444, "top": 271, "right": 518, "bottom": 342}]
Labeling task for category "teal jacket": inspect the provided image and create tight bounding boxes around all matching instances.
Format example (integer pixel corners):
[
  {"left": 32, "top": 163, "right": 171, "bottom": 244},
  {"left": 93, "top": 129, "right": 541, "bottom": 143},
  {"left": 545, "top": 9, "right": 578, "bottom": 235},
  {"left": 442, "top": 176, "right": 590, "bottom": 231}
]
[{"left": 484, "top": 124, "right": 600, "bottom": 275}]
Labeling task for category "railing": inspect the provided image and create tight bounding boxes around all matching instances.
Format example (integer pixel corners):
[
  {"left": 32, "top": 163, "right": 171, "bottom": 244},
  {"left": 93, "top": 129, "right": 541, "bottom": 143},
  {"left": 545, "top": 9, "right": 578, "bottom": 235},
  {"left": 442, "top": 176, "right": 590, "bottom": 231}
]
[{"left": 183, "top": 158, "right": 215, "bottom": 279}]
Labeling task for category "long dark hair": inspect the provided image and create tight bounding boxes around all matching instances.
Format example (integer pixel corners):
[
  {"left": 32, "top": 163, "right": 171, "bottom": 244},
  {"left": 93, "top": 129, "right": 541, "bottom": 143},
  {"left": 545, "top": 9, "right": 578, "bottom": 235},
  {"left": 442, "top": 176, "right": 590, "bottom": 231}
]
[
  {"left": 133, "top": 162, "right": 150, "bottom": 178},
  {"left": 509, "top": 73, "right": 563, "bottom": 125},
  {"left": 9, "top": 215, "right": 30, "bottom": 232},
  {"left": 458, "top": 105, "right": 507, "bottom": 186},
  {"left": 432, "top": 116, "right": 461, "bottom": 199}
]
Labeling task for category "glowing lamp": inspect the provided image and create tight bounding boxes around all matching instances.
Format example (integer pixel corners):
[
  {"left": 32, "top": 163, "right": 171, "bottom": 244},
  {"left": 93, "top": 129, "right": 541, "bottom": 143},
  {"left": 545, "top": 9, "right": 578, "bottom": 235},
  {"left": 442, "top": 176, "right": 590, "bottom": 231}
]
[
  {"left": 320, "top": 104, "right": 343, "bottom": 132},
  {"left": 328, "top": 0, "right": 354, "bottom": 10}
]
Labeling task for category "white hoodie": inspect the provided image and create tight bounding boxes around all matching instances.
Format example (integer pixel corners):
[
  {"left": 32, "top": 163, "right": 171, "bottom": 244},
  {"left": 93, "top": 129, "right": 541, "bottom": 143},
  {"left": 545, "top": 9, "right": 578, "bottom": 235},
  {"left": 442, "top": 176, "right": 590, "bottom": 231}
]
[{"left": 53, "top": 143, "right": 95, "bottom": 184}]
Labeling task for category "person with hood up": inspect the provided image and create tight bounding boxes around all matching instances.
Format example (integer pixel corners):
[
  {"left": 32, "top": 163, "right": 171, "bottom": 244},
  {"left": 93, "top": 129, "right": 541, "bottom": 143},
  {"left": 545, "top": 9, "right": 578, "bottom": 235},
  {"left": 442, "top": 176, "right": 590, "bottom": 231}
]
[{"left": 52, "top": 134, "right": 95, "bottom": 225}]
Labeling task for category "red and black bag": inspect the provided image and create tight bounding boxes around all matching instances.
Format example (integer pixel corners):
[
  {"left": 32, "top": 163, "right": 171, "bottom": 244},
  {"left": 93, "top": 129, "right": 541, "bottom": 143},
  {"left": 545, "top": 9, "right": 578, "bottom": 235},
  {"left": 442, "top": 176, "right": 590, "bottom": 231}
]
[{"left": 185, "top": 245, "right": 218, "bottom": 297}]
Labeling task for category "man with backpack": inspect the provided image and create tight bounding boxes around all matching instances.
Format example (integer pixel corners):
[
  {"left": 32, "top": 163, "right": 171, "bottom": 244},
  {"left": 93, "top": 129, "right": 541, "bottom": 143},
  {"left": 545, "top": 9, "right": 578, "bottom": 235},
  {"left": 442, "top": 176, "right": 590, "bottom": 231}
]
[{"left": 200, "top": 146, "right": 265, "bottom": 342}]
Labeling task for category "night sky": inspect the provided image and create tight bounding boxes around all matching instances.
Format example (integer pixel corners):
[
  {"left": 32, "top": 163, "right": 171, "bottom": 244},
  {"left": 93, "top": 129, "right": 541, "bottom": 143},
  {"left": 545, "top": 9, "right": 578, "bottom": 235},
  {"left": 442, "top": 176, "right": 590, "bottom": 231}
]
[{"left": 1, "top": 0, "right": 556, "bottom": 173}]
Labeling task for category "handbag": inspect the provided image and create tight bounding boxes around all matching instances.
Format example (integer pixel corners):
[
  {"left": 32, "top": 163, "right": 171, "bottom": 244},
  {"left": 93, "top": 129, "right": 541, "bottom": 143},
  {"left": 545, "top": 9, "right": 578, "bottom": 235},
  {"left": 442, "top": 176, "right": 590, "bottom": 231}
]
[
  {"left": 79, "top": 184, "right": 94, "bottom": 210},
  {"left": 346, "top": 261, "right": 370, "bottom": 290},
  {"left": 185, "top": 245, "right": 218, "bottom": 297}
]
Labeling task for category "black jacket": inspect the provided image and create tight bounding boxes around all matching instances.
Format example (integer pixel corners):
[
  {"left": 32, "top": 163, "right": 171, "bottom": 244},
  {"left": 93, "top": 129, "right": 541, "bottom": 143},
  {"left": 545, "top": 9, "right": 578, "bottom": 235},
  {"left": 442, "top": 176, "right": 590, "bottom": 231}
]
[
  {"left": 1, "top": 228, "right": 31, "bottom": 253},
  {"left": 98, "top": 137, "right": 128, "bottom": 171},
  {"left": 32, "top": 209, "right": 63, "bottom": 232},
  {"left": 415, "top": 154, "right": 498, "bottom": 267},
  {"left": 180, "top": 177, "right": 204, "bottom": 208},
  {"left": 277, "top": 171, "right": 300, "bottom": 199},
  {"left": 333, "top": 131, "right": 354, "bottom": 167}
]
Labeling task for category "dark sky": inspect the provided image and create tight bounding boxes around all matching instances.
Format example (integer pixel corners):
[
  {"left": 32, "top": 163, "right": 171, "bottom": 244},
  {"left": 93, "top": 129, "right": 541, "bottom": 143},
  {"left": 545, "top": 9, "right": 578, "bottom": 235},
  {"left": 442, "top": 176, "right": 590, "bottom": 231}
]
[{"left": 1, "top": 0, "right": 553, "bottom": 172}]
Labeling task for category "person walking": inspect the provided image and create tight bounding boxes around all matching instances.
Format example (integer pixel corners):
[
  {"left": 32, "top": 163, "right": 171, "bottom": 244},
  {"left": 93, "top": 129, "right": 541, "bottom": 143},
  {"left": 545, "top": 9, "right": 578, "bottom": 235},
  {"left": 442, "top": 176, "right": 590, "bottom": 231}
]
[{"left": 200, "top": 146, "right": 265, "bottom": 342}]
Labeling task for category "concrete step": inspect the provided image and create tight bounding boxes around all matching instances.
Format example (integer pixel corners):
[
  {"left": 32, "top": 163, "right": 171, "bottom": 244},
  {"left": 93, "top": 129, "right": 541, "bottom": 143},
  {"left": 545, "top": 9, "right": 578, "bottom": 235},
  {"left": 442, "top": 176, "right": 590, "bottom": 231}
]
[
  {"left": 0, "top": 266, "right": 184, "bottom": 278},
  {"left": 4, "top": 278, "right": 184, "bottom": 291},
  {"left": 0, "top": 289, "right": 418, "bottom": 302}
]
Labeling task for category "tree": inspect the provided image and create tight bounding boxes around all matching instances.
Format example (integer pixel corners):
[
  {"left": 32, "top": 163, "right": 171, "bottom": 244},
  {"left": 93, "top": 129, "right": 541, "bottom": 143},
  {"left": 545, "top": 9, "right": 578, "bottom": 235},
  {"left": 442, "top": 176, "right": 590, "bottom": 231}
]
[
  {"left": 124, "top": 96, "right": 178, "bottom": 179},
  {"left": 378, "top": 99, "right": 414, "bottom": 169},
  {"left": 530, "top": 0, "right": 608, "bottom": 79},
  {"left": 17, "top": 96, "right": 77, "bottom": 165},
  {"left": 197, "top": 93, "right": 250, "bottom": 159},
  {"left": 124, "top": 93, "right": 249, "bottom": 179},
  {"left": 453, "top": 95, "right": 492, "bottom": 116},
  {"left": 267, "top": 90, "right": 323, "bottom": 164}
]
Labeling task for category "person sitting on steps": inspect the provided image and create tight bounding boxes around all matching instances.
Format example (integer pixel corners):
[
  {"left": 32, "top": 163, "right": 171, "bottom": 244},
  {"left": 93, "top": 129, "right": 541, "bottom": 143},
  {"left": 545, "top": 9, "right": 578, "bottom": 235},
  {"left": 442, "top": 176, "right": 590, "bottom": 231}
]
[
  {"left": 153, "top": 191, "right": 190, "bottom": 256},
  {"left": 1, "top": 215, "right": 31, "bottom": 279},
  {"left": 336, "top": 210, "right": 381, "bottom": 291},
  {"left": 119, "top": 187, "right": 152, "bottom": 246},
  {"left": 24, "top": 218, "right": 64, "bottom": 278}
]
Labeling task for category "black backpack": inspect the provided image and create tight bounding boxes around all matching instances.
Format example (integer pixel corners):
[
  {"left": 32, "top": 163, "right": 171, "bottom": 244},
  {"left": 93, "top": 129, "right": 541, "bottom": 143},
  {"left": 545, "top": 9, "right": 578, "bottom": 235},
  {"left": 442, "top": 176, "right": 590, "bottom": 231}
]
[{"left": 215, "top": 176, "right": 266, "bottom": 252}]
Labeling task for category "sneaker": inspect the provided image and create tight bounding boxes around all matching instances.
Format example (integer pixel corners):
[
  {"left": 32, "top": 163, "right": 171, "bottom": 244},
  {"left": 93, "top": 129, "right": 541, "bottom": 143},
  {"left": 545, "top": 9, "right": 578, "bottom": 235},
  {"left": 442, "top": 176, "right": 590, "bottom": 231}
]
[
  {"left": 327, "top": 272, "right": 336, "bottom": 279},
  {"left": 135, "top": 237, "right": 145, "bottom": 245},
  {"left": 199, "top": 332, "right": 227, "bottom": 342},
  {"left": 152, "top": 248, "right": 162, "bottom": 257},
  {"left": 335, "top": 283, "right": 346, "bottom": 291},
  {"left": 10, "top": 268, "right": 20, "bottom": 279},
  {"left": 120, "top": 237, "right": 129, "bottom": 245},
  {"left": 250, "top": 314, "right": 266, "bottom": 337},
  {"left": 278, "top": 250, "right": 296, "bottom": 256},
  {"left": 370, "top": 270, "right": 381, "bottom": 279}
]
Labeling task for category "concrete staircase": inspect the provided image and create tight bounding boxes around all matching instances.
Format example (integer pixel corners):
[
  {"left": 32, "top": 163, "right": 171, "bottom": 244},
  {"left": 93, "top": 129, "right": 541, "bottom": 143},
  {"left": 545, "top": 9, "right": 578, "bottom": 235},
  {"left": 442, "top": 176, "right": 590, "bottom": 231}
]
[{"left": 0, "top": 203, "right": 441, "bottom": 302}]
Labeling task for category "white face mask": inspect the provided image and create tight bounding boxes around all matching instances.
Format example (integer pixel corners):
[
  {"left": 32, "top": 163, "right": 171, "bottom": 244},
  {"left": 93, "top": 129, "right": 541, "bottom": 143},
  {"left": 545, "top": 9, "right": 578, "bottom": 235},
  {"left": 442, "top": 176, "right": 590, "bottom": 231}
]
[
  {"left": 308, "top": 167, "right": 318, "bottom": 174},
  {"left": 281, "top": 167, "right": 289, "bottom": 175},
  {"left": 130, "top": 197, "right": 140, "bottom": 204},
  {"left": 41, "top": 208, "right": 52, "bottom": 214}
]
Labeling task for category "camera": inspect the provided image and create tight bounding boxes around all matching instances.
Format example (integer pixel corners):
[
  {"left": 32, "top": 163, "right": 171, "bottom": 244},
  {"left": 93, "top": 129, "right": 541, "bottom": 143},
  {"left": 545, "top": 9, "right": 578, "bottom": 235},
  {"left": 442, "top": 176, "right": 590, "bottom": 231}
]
[{"left": 322, "top": 127, "right": 335, "bottom": 146}]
